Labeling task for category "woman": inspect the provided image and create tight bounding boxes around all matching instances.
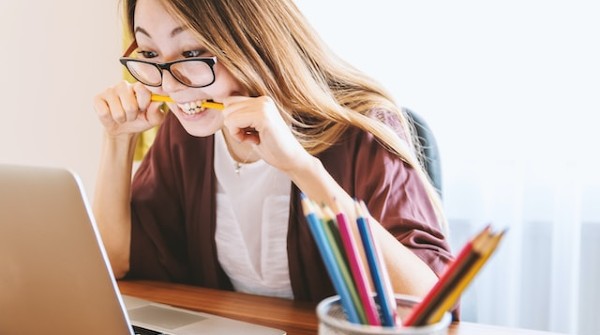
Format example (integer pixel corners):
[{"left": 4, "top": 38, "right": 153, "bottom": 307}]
[{"left": 93, "top": 0, "right": 453, "bottom": 303}]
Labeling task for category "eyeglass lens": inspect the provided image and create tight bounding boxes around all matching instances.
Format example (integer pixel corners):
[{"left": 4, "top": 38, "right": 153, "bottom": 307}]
[{"left": 125, "top": 60, "right": 214, "bottom": 87}]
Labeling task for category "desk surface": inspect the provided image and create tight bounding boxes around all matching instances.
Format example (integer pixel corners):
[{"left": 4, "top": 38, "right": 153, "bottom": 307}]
[{"left": 118, "top": 280, "right": 564, "bottom": 335}]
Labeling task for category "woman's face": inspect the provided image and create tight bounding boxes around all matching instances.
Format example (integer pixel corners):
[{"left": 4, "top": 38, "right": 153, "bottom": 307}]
[{"left": 133, "top": 0, "right": 246, "bottom": 136}]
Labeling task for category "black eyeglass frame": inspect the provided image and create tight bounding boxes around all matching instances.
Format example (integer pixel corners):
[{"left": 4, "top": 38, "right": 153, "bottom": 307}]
[
  {"left": 119, "top": 40, "right": 218, "bottom": 88},
  {"left": 119, "top": 57, "right": 217, "bottom": 88}
]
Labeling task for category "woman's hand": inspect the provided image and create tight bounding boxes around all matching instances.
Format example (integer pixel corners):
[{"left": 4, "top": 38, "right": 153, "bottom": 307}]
[
  {"left": 93, "top": 80, "right": 166, "bottom": 138},
  {"left": 221, "top": 96, "right": 313, "bottom": 173}
]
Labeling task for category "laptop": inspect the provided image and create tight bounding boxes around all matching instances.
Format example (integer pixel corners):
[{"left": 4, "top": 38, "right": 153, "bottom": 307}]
[{"left": 0, "top": 164, "right": 286, "bottom": 335}]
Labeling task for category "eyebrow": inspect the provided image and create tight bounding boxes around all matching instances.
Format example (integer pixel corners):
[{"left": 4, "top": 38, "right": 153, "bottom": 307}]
[{"left": 134, "top": 26, "right": 187, "bottom": 39}]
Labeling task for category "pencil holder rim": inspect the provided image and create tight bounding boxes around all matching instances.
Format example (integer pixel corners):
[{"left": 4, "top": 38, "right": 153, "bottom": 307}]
[{"left": 316, "top": 294, "right": 451, "bottom": 335}]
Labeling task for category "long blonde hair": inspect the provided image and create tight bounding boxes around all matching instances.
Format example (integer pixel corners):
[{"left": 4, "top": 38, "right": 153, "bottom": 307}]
[{"left": 124, "top": 0, "right": 448, "bottom": 234}]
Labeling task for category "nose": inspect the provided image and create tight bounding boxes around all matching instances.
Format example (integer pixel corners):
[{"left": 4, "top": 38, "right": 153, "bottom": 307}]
[{"left": 160, "top": 69, "right": 186, "bottom": 93}]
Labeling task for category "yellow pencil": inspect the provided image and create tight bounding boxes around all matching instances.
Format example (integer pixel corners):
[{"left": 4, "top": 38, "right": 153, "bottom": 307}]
[
  {"left": 201, "top": 100, "right": 224, "bottom": 110},
  {"left": 425, "top": 229, "right": 507, "bottom": 324},
  {"left": 150, "top": 94, "right": 174, "bottom": 103},
  {"left": 150, "top": 94, "right": 224, "bottom": 110}
]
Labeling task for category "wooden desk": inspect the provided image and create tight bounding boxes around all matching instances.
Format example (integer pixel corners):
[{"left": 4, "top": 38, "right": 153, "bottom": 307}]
[{"left": 118, "top": 280, "right": 564, "bottom": 335}]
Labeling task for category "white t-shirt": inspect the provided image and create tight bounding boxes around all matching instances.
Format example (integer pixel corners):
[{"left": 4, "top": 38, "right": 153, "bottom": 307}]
[{"left": 213, "top": 130, "right": 294, "bottom": 299}]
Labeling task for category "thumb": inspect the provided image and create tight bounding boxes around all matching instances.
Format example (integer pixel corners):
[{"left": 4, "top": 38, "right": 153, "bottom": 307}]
[{"left": 146, "top": 103, "right": 167, "bottom": 127}]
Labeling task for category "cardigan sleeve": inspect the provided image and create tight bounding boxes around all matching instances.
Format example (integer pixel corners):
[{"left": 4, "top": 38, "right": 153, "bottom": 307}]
[
  {"left": 350, "top": 128, "right": 460, "bottom": 320},
  {"left": 292, "top": 123, "right": 457, "bottom": 320},
  {"left": 126, "top": 113, "right": 231, "bottom": 289},
  {"left": 319, "top": 126, "right": 453, "bottom": 279},
  {"left": 126, "top": 114, "right": 191, "bottom": 281},
  {"left": 356, "top": 130, "right": 452, "bottom": 278}
]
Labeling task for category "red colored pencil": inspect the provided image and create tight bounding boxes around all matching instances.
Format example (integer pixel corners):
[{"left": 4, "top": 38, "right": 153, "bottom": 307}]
[{"left": 403, "top": 225, "right": 491, "bottom": 326}]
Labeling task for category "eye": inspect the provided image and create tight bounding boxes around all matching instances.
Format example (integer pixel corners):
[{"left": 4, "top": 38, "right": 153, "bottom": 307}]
[
  {"left": 137, "top": 50, "right": 158, "bottom": 59},
  {"left": 182, "top": 50, "right": 207, "bottom": 58}
]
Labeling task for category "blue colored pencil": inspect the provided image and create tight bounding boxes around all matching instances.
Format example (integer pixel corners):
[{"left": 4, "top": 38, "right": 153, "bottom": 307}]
[
  {"left": 300, "top": 195, "right": 361, "bottom": 324},
  {"left": 355, "top": 200, "right": 398, "bottom": 327}
]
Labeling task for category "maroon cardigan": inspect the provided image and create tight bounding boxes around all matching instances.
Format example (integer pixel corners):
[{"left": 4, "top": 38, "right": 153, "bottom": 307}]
[{"left": 127, "top": 112, "right": 454, "bottom": 303}]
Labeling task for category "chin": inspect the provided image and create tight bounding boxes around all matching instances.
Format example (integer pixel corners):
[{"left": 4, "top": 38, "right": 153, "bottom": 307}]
[
  {"left": 173, "top": 109, "right": 222, "bottom": 137},
  {"left": 178, "top": 122, "right": 220, "bottom": 138},
  {"left": 184, "top": 128, "right": 218, "bottom": 138}
]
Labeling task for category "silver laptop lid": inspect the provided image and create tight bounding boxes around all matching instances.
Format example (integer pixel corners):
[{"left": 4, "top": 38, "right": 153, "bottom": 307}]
[{"left": 0, "top": 164, "right": 133, "bottom": 335}]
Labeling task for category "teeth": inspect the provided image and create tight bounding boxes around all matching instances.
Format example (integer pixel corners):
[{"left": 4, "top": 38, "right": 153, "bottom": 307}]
[{"left": 178, "top": 100, "right": 205, "bottom": 115}]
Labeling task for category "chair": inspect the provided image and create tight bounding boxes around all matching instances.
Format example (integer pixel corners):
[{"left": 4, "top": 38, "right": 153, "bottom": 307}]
[{"left": 403, "top": 108, "right": 442, "bottom": 198}]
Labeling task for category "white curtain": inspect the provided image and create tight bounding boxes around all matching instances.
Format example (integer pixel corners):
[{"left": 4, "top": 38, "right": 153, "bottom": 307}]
[
  {"left": 296, "top": 1, "right": 600, "bottom": 334},
  {"left": 445, "top": 158, "right": 600, "bottom": 335}
]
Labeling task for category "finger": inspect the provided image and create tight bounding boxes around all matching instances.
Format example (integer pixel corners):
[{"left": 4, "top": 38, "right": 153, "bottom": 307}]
[
  {"left": 222, "top": 95, "right": 251, "bottom": 107},
  {"left": 101, "top": 92, "right": 127, "bottom": 124},
  {"left": 223, "top": 112, "right": 260, "bottom": 142},
  {"left": 222, "top": 99, "right": 262, "bottom": 135},
  {"left": 145, "top": 104, "right": 166, "bottom": 127},
  {"left": 132, "top": 83, "right": 152, "bottom": 112},
  {"left": 94, "top": 85, "right": 128, "bottom": 125},
  {"left": 115, "top": 84, "right": 143, "bottom": 123},
  {"left": 92, "top": 93, "right": 117, "bottom": 129},
  {"left": 239, "top": 131, "right": 260, "bottom": 145}
]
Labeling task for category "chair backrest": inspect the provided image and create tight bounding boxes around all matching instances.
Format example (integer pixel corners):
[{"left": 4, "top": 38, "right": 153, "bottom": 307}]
[{"left": 403, "top": 108, "right": 442, "bottom": 198}]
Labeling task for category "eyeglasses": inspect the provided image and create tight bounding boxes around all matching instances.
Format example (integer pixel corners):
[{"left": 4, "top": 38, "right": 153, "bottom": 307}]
[{"left": 119, "top": 40, "right": 217, "bottom": 88}]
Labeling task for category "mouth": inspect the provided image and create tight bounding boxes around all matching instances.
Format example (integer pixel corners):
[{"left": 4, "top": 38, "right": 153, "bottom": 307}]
[{"left": 177, "top": 100, "right": 206, "bottom": 116}]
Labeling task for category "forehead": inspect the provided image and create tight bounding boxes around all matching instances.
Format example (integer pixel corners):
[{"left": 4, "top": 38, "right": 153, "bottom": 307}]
[{"left": 133, "top": 0, "right": 191, "bottom": 40}]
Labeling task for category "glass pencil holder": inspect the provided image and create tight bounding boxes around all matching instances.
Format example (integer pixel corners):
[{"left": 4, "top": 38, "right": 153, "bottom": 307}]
[{"left": 317, "top": 294, "right": 451, "bottom": 335}]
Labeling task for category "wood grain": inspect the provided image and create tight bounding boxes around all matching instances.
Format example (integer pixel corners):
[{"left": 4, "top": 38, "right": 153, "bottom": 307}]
[{"left": 117, "top": 280, "right": 565, "bottom": 335}]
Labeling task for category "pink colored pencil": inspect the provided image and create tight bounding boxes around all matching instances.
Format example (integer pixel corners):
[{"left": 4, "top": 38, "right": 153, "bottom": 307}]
[{"left": 335, "top": 207, "right": 381, "bottom": 326}]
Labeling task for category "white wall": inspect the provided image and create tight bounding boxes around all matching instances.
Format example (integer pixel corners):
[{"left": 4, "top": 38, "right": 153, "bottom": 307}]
[
  {"left": 0, "top": 0, "right": 121, "bottom": 196},
  {"left": 295, "top": 0, "right": 600, "bottom": 185},
  {"left": 2, "top": 0, "right": 598, "bottom": 198}
]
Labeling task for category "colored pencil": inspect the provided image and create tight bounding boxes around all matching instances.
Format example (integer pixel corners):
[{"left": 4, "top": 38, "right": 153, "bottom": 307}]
[
  {"left": 150, "top": 94, "right": 173, "bottom": 103},
  {"left": 334, "top": 202, "right": 381, "bottom": 326},
  {"left": 300, "top": 195, "right": 361, "bottom": 324},
  {"left": 151, "top": 94, "right": 259, "bottom": 135},
  {"left": 425, "top": 229, "right": 507, "bottom": 324},
  {"left": 150, "top": 94, "right": 224, "bottom": 110},
  {"left": 320, "top": 206, "right": 367, "bottom": 324},
  {"left": 404, "top": 226, "right": 506, "bottom": 326},
  {"left": 403, "top": 225, "right": 491, "bottom": 326},
  {"left": 355, "top": 201, "right": 398, "bottom": 327}
]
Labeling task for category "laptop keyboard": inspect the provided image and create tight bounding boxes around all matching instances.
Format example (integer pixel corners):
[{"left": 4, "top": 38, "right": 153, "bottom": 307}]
[{"left": 132, "top": 325, "right": 167, "bottom": 335}]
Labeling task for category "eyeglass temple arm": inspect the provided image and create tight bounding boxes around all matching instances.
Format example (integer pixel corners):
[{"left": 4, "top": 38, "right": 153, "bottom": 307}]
[{"left": 123, "top": 40, "right": 138, "bottom": 58}]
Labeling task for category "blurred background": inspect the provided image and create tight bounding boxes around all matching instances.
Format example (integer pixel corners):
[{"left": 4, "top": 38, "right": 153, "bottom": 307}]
[{"left": 1, "top": 1, "right": 598, "bottom": 334}]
